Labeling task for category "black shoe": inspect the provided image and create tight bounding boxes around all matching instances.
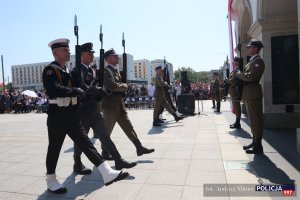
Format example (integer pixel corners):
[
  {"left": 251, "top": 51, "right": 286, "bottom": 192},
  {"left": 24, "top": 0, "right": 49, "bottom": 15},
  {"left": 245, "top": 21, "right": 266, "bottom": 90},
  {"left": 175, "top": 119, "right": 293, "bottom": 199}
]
[
  {"left": 245, "top": 145, "right": 264, "bottom": 154},
  {"left": 174, "top": 115, "right": 183, "bottom": 122},
  {"left": 153, "top": 119, "right": 162, "bottom": 126},
  {"left": 214, "top": 110, "right": 220, "bottom": 113},
  {"left": 153, "top": 121, "right": 162, "bottom": 126},
  {"left": 211, "top": 106, "right": 215, "bottom": 109},
  {"left": 73, "top": 163, "right": 92, "bottom": 175},
  {"left": 137, "top": 146, "right": 155, "bottom": 156},
  {"left": 102, "top": 151, "right": 114, "bottom": 160},
  {"left": 230, "top": 123, "right": 241, "bottom": 129},
  {"left": 105, "top": 171, "right": 129, "bottom": 186},
  {"left": 48, "top": 187, "right": 67, "bottom": 194},
  {"left": 243, "top": 139, "right": 254, "bottom": 150},
  {"left": 158, "top": 119, "right": 165, "bottom": 123},
  {"left": 115, "top": 158, "right": 137, "bottom": 170}
]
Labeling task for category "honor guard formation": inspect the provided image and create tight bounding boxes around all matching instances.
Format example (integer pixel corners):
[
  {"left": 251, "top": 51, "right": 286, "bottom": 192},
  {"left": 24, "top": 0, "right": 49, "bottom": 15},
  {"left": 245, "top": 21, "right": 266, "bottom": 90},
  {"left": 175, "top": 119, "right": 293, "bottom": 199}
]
[{"left": 40, "top": 31, "right": 265, "bottom": 193}]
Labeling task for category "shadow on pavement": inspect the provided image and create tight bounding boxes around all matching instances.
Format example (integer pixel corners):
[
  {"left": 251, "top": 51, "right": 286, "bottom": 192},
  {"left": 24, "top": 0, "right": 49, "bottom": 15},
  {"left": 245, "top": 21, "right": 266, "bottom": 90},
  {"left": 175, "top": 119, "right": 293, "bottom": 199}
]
[
  {"left": 136, "top": 160, "right": 154, "bottom": 164},
  {"left": 230, "top": 113, "right": 300, "bottom": 172},
  {"left": 247, "top": 154, "right": 295, "bottom": 185},
  {"left": 263, "top": 129, "right": 300, "bottom": 172},
  {"left": 228, "top": 128, "right": 252, "bottom": 139},
  {"left": 148, "top": 127, "right": 165, "bottom": 135}
]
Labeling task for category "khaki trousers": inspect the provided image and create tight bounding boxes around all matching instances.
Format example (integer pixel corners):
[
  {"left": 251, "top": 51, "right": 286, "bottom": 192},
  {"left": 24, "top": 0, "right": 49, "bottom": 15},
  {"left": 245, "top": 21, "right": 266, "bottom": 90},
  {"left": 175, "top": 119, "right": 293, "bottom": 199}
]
[
  {"left": 232, "top": 100, "right": 241, "bottom": 118},
  {"left": 153, "top": 97, "right": 175, "bottom": 119},
  {"left": 244, "top": 99, "right": 263, "bottom": 138},
  {"left": 102, "top": 104, "right": 138, "bottom": 142}
]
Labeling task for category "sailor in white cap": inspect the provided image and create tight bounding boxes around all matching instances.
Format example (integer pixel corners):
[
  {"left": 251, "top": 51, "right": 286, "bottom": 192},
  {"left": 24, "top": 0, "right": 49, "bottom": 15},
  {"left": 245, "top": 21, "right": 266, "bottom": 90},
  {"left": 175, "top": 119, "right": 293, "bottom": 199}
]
[{"left": 43, "top": 38, "right": 129, "bottom": 194}]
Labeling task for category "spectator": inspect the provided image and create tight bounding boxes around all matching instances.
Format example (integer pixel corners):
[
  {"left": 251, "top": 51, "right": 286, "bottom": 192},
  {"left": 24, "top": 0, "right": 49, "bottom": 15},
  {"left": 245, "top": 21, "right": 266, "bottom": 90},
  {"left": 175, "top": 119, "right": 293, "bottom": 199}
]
[{"left": 147, "top": 83, "right": 155, "bottom": 98}]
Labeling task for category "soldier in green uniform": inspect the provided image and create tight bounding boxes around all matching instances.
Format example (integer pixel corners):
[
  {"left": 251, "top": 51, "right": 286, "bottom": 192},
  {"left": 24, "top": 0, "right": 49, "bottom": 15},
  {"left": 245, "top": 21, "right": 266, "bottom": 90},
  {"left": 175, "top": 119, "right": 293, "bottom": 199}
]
[
  {"left": 211, "top": 72, "right": 221, "bottom": 113},
  {"left": 101, "top": 49, "right": 154, "bottom": 157},
  {"left": 235, "top": 40, "right": 265, "bottom": 154},
  {"left": 225, "top": 57, "right": 241, "bottom": 129},
  {"left": 153, "top": 66, "right": 183, "bottom": 126},
  {"left": 210, "top": 80, "right": 216, "bottom": 109}
]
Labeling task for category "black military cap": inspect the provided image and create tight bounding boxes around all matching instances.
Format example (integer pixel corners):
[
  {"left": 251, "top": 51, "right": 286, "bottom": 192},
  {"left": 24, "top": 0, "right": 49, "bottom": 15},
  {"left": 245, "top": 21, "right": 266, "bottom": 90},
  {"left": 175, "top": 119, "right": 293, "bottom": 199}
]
[
  {"left": 213, "top": 72, "right": 219, "bottom": 76},
  {"left": 80, "top": 42, "right": 95, "bottom": 53},
  {"left": 155, "top": 66, "right": 163, "bottom": 71},
  {"left": 233, "top": 57, "right": 240, "bottom": 62},
  {"left": 246, "top": 40, "right": 264, "bottom": 49},
  {"left": 104, "top": 48, "right": 118, "bottom": 59}
]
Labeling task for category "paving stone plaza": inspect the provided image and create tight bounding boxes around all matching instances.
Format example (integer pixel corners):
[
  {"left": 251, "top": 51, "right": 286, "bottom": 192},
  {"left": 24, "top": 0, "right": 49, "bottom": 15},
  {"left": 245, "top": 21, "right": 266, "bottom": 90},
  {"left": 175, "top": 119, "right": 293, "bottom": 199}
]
[{"left": 0, "top": 100, "right": 299, "bottom": 200}]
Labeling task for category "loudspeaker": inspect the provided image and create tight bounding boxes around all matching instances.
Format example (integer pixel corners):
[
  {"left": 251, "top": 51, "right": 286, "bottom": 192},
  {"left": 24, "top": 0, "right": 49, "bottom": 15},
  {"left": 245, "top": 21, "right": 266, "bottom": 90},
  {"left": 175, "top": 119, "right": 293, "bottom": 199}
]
[
  {"left": 180, "top": 71, "right": 188, "bottom": 87},
  {"left": 178, "top": 94, "right": 195, "bottom": 115}
]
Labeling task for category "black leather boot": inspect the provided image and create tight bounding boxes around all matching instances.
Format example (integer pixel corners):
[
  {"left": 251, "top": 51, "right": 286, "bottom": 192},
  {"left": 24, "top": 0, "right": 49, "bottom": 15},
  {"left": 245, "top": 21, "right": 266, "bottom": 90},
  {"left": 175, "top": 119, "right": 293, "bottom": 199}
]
[
  {"left": 158, "top": 119, "right": 165, "bottom": 123},
  {"left": 133, "top": 139, "right": 155, "bottom": 156},
  {"left": 73, "top": 157, "right": 92, "bottom": 175},
  {"left": 214, "top": 101, "right": 221, "bottom": 112},
  {"left": 115, "top": 158, "right": 137, "bottom": 170},
  {"left": 173, "top": 114, "right": 183, "bottom": 122},
  {"left": 246, "top": 137, "right": 264, "bottom": 154},
  {"left": 230, "top": 118, "right": 241, "bottom": 129},
  {"left": 102, "top": 150, "right": 114, "bottom": 160},
  {"left": 211, "top": 100, "right": 215, "bottom": 109},
  {"left": 153, "top": 118, "right": 162, "bottom": 126},
  {"left": 243, "top": 137, "right": 255, "bottom": 150}
]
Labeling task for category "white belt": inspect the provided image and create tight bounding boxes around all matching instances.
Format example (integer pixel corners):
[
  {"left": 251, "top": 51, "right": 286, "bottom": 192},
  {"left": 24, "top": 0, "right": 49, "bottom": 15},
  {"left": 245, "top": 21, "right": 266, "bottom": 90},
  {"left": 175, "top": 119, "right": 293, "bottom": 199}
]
[{"left": 49, "top": 97, "right": 77, "bottom": 107}]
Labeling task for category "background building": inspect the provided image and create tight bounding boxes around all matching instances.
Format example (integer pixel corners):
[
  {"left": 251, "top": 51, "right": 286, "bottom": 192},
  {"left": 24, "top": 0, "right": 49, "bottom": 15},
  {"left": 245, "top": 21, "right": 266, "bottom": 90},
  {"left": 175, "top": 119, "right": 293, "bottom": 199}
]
[
  {"left": 11, "top": 62, "right": 48, "bottom": 90},
  {"left": 133, "top": 59, "right": 150, "bottom": 84},
  {"left": 228, "top": 0, "right": 300, "bottom": 128}
]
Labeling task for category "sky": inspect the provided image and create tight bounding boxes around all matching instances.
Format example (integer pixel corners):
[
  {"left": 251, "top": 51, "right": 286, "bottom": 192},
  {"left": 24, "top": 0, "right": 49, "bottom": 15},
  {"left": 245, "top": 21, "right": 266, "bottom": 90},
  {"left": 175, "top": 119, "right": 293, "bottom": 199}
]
[{"left": 0, "top": 0, "right": 230, "bottom": 83}]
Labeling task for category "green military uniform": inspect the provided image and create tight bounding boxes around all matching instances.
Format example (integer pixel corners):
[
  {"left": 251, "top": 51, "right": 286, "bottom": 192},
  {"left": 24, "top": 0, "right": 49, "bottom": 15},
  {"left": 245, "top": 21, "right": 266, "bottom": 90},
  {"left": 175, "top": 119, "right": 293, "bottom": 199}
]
[
  {"left": 235, "top": 43, "right": 265, "bottom": 154},
  {"left": 211, "top": 76, "right": 221, "bottom": 112},
  {"left": 153, "top": 75, "right": 176, "bottom": 119},
  {"left": 101, "top": 52, "right": 154, "bottom": 156},
  {"left": 235, "top": 55, "right": 265, "bottom": 138},
  {"left": 225, "top": 68, "right": 241, "bottom": 119},
  {"left": 101, "top": 64, "right": 138, "bottom": 141}
]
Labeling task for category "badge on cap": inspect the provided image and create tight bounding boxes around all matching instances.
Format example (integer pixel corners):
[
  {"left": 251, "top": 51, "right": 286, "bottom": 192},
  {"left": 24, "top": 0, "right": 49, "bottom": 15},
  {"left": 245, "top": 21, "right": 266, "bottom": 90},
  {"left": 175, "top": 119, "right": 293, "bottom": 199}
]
[{"left": 255, "top": 64, "right": 260, "bottom": 67}]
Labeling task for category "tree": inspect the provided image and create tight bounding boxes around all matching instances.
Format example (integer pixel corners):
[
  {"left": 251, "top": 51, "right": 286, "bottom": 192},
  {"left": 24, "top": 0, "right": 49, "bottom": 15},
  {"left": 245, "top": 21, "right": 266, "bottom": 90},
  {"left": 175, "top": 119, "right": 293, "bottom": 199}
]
[{"left": 174, "top": 67, "right": 210, "bottom": 83}]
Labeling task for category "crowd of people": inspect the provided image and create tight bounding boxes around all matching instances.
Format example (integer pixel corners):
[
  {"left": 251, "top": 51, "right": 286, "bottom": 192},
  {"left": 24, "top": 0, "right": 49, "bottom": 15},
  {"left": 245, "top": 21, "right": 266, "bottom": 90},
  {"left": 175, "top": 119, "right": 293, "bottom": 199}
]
[
  {"left": 0, "top": 80, "right": 228, "bottom": 114},
  {"left": 0, "top": 89, "right": 48, "bottom": 114}
]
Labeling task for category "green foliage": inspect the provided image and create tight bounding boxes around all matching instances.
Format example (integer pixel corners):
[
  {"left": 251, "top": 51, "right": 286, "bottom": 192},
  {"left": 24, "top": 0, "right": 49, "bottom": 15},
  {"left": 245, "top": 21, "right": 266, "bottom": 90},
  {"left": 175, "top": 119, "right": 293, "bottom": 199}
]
[{"left": 174, "top": 67, "right": 210, "bottom": 83}]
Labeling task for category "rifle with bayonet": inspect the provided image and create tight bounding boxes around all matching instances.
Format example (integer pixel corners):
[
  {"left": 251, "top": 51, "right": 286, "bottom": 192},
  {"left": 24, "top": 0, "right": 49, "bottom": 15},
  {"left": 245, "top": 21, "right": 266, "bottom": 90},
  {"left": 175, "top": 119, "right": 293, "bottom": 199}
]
[
  {"left": 163, "top": 57, "right": 171, "bottom": 85},
  {"left": 236, "top": 42, "right": 244, "bottom": 100},
  {"left": 163, "top": 57, "right": 177, "bottom": 111},
  {"left": 97, "top": 24, "right": 105, "bottom": 87},
  {"left": 223, "top": 56, "right": 230, "bottom": 97},
  {"left": 71, "top": 14, "right": 83, "bottom": 88},
  {"left": 121, "top": 32, "right": 127, "bottom": 83}
]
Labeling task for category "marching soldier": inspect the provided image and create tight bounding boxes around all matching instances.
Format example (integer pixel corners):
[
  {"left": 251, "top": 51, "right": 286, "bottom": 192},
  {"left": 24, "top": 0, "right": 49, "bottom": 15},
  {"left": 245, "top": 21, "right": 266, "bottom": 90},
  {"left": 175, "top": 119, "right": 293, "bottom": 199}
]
[
  {"left": 211, "top": 72, "right": 221, "bottom": 113},
  {"left": 71, "top": 43, "right": 136, "bottom": 173},
  {"left": 43, "top": 39, "right": 128, "bottom": 193},
  {"left": 235, "top": 40, "right": 265, "bottom": 154},
  {"left": 153, "top": 66, "right": 183, "bottom": 126},
  {"left": 101, "top": 49, "right": 155, "bottom": 157},
  {"left": 225, "top": 57, "right": 242, "bottom": 129}
]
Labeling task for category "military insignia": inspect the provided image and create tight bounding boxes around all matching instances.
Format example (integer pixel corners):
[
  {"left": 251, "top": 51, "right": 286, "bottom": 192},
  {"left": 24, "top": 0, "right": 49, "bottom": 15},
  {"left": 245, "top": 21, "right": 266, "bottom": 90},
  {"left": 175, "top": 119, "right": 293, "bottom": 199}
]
[
  {"left": 255, "top": 64, "right": 260, "bottom": 67},
  {"left": 46, "top": 70, "right": 54, "bottom": 75}
]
